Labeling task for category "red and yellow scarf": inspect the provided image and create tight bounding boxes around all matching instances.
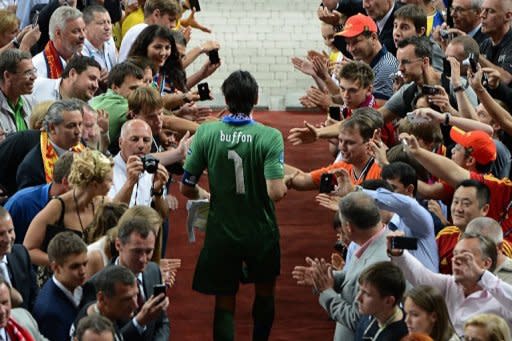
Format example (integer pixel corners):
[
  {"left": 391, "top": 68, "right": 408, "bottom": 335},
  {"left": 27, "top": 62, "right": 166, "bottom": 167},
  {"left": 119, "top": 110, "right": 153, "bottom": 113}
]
[
  {"left": 43, "top": 41, "right": 64, "bottom": 79},
  {"left": 40, "top": 131, "right": 84, "bottom": 183}
]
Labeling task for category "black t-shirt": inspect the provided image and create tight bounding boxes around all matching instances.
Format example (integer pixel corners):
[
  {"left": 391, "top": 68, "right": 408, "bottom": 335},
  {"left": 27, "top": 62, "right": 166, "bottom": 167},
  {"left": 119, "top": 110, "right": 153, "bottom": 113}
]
[
  {"left": 480, "top": 28, "right": 512, "bottom": 74},
  {"left": 355, "top": 314, "right": 409, "bottom": 341}
]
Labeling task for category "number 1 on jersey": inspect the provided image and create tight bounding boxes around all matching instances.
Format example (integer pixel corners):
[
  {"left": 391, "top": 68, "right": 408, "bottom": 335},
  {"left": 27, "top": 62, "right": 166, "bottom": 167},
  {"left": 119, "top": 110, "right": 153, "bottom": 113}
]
[{"left": 228, "top": 150, "right": 245, "bottom": 194}]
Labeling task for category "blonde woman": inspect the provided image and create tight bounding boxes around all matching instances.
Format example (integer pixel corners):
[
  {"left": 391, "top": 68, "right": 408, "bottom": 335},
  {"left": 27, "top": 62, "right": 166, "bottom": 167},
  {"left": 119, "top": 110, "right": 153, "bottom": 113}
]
[
  {"left": 464, "top": 314, "right": 512, "bottom": 341},
  {"left": 24, "top": 149, "right": 113, "bottom": 283}
]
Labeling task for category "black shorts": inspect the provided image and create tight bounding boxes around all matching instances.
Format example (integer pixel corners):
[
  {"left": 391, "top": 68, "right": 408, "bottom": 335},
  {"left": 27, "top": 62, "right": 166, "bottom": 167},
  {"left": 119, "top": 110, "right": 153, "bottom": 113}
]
[{"left": 192, "top": 235, "right": 280, "bottom": 295}]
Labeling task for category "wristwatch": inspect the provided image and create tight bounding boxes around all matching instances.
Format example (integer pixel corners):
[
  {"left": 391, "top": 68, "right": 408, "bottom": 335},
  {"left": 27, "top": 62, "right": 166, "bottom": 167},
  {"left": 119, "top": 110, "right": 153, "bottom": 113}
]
[
  {"left": 151, "top": 187, "right": 164, "bottom": 197},
  {"left": 452, "top": 83, "right": 467, "bottom": 92}
]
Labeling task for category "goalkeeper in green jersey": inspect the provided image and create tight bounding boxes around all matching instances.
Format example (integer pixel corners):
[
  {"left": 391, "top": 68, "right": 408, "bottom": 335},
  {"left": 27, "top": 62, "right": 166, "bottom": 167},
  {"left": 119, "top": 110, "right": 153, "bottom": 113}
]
[{"left": 180, "top": 70, "right": 287, "bottom": 341}]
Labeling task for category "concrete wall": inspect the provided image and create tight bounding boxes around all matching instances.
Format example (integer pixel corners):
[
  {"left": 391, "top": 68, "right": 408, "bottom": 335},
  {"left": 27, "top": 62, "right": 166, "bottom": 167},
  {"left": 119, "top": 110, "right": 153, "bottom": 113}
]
[{"left": 185, "top": 0, "right": 325, "bottom": 110}]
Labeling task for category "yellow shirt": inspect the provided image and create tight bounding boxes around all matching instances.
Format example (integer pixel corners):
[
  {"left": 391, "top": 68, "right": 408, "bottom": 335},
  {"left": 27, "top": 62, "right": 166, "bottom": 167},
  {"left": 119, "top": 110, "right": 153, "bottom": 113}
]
[{"left": 122, "top": 8, "right": 144, "bottom": 39}]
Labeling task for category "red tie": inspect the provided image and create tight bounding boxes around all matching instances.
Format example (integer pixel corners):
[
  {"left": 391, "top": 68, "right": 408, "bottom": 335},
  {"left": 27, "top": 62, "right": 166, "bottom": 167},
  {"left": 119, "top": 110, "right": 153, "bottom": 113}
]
[{"left": 137, "top": 279, "right": 145, "bottom": 310}]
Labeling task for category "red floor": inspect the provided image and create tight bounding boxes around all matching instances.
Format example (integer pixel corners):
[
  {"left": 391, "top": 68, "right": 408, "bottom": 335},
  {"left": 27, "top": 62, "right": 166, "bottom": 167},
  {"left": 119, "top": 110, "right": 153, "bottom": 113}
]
[{"left": 166, "top": 111, "right": 336, "bottom": 340}]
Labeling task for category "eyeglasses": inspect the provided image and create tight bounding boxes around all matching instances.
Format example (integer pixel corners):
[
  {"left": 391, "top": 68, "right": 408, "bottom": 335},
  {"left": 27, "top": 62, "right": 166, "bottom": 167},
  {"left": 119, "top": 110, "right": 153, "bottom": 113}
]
[
  {"left": 16, "top": 68, "right": 37, "bottom": 78},
  {"left": 449, "top": 6, "right": 473, "bottom": 14},
  {"left": 398, "top": 58, "right": 423, "bottom": 66}
]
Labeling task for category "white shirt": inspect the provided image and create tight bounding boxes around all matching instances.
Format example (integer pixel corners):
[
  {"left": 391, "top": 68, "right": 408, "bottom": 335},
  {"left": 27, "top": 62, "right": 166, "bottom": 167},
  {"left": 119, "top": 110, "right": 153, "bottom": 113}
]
[
  {"left": 26, "top": 77, "right": 61, "bottom": 107},
  {"left": 52, "top": 276, "right": 83, "bottom": 307},
  {"left": 0, "top": 256, "right": 10, "bottom": 286},
  {"left": 108, "top": 153, "right": 155, "bottom": 207},
  {"left": 0, "top": 327, "right": 9, "bottom": 341},
  {"left": 393, "top": 251, "right": 512, "bottom": 335},
  {"left": 32, "top": 51, "right": 67, "bottom": 79},
  {"left": 118, "top": 23, "right": 148, "bottom": 62},
  {"left": 82, "top": 38, "right": 118, "bottom": 71}
]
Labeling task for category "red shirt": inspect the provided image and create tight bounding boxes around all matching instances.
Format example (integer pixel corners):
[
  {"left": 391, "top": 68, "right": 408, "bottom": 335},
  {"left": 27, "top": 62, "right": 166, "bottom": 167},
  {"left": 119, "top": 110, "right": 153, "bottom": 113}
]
[{"left": 471, "top": 172, "right": 512, "bottom": 242}]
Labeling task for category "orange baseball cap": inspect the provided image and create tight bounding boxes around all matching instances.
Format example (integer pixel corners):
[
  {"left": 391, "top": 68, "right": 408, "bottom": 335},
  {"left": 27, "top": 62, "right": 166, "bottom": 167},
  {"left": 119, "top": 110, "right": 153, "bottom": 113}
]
[
  {"left": 336, "top": 14, "right": 378, "bottom": 38},
  {"left": 450, "top": 126, "right": 496, "bottom": 165}
]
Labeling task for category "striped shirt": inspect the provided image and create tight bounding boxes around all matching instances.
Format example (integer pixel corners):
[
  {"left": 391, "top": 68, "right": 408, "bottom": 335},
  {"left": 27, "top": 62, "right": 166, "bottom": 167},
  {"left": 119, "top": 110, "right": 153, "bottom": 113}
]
[{"left": 370, "top": 46, "right": 398, "bottom": 100}]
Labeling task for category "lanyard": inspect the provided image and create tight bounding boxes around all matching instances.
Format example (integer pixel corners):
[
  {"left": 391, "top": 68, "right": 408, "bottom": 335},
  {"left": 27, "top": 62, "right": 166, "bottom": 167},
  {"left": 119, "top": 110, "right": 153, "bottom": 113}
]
[{"left": 352, "top": 157, "right": 375, "bottom": 183}]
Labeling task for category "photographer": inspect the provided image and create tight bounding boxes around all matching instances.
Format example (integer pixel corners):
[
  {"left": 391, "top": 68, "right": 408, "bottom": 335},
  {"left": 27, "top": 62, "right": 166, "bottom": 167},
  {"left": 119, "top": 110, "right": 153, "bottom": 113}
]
[{"left": 108, "top": 119, "right": 170, "bottom": 219}]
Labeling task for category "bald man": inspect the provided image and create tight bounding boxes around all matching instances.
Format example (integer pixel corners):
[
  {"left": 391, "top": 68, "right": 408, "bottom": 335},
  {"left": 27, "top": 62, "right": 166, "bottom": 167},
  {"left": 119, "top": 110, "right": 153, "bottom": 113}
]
[{"left": 108, "top": 119, "right": 169, "bottom": 217}]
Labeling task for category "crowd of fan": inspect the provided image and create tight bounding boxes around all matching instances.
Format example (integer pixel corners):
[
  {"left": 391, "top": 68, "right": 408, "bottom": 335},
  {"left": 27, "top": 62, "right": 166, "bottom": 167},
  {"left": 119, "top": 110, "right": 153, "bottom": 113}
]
[
  {"left": 0, "top": 0, "right": 222, "bottom": 340},
  {"left": 0, "top": 0, "right": 510, "bottom": 340},
  {"left": 285, "top": 0, "right": 512, "bottom": 340}
]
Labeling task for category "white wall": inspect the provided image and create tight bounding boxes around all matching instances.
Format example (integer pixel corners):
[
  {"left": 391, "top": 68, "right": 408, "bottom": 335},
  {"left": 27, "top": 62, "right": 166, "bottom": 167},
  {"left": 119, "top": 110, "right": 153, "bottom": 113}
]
[{"left": 185, "top": 0, "right": 325, "bottom": 110}]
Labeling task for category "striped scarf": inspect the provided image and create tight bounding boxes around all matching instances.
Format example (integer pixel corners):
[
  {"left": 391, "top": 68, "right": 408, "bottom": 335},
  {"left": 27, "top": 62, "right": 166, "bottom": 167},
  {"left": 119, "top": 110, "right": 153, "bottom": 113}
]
[
  {"left": 43, "top": 41, "right": 64, "bottom": 79},
  {"left": 40, "top": 131, "right": 85, "bottom": 183}
]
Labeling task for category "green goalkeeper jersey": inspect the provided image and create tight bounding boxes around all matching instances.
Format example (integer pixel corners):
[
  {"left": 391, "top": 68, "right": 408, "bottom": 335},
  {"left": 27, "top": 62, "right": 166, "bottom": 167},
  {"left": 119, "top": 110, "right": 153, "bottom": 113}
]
[{"left": 184, "top": 118, "right": 285, "bottom": 241}]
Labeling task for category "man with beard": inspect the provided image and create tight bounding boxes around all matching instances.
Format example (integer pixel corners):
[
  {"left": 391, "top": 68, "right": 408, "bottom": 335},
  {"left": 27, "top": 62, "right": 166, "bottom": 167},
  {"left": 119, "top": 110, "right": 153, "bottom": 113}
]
[
  {"left": 32, "top": 6, "right": 85, "bottom": 79},
  {"left": 0, "top": 49, "right": 36, "bottom": 134}
]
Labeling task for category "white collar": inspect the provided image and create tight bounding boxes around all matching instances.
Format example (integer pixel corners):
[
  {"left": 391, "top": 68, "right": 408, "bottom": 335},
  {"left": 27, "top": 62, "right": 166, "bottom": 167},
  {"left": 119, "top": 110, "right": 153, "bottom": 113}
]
[{"left": 52, "top": 276, "right": 83, "bottom": 307}]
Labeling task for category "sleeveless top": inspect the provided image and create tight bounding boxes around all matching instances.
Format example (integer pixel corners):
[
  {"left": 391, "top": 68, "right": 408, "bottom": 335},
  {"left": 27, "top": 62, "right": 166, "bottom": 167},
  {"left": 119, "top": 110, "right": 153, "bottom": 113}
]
[{"left": 41, "top": 197, "right": 84, "bottom": 252}]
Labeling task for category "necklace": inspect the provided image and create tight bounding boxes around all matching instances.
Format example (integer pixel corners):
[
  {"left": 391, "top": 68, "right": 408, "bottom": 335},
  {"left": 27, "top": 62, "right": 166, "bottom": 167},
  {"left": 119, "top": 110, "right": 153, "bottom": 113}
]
[{"left": 73, "top": 189, "right": 87, "bottom": 235}]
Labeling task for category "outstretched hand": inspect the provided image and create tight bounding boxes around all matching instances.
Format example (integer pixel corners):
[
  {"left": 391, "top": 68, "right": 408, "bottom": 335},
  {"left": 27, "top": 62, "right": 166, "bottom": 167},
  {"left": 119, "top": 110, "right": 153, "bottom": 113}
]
[{"left": 288, "top": 121, "right": 319, "bottom": 145}]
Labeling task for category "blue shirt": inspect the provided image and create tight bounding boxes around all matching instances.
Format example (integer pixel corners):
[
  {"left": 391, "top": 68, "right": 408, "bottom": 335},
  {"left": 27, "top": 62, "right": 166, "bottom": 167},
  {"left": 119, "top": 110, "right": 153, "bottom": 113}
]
[
  {"left": 363, "top": 188, "right": 439, "bottom": 272},
  {"left": 4, "top": 183, "right": 51, "bottom": 244}
]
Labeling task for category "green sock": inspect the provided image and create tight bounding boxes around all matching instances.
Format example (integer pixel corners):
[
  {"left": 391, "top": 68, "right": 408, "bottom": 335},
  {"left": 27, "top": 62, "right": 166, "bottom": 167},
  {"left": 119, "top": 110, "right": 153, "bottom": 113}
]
[
  {"left": 214, "top": 307, "right": 234, "bottom": 341},
  {"left": 252, "top": 295, "right": 275, "bottom": 341}
]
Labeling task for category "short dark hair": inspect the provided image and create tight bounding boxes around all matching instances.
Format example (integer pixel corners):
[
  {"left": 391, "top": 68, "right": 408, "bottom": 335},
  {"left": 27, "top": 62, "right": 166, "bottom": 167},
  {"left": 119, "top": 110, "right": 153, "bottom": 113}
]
[
  {"left": 96, "top": 265, "right": 136, "bottom": 298},
  {"left": 359, "top": 261, "right": 406, "bottom": 305},
  {"left": 0, "top": 49, "right": 32, "bottom": 82},
  {"left": 117, "top": 216, "right": 155, "bottom": 245},
  {"left": 221, "top": 70, "right": 259, "bottom": 116},
  {"left": 460, "top": 233, "right": 498, "bottom": 272},
  {"left": 47, "top": 232, "right": 87, "bottom": 265},
  {"left": 381, "top": 162, "right": 418, "bottom": 196},
  {"left": 108, "top": 62, "right": 144, "bottom": 88},
  {"left": 338, "top": 192, "right": 381, "bottom": 230},
  {"left": 53, "top": 152, "right": 74, "bottom": 184},
  {"left": 82, "top": 5, "right": 108, "bottom": 24},
  {"left": 394, "top": 4, "right": 427, "bottom": 34},
  {"left": 62, "top": 56, "right": 101, "bottom": 79},
  {"left": 455, "top": 179, "right": 490, "bottom": 208},
  {"left": 75, "top": 315, "right": 115, "bottom": 341},
  {"left": 338, "top": 61, "right": 375, "bottom": 89},
  {"left": 126, "top": 56, "right": 158, "bottom": 75},
  {"left": 361, "top": 179, "right": 393, "bottom": 192},
  {"left": 397, "top": 36, "right": 432, "bottom": 65},
  {"left": 341, "top": 110, "right": 383, "bottom": 142}
]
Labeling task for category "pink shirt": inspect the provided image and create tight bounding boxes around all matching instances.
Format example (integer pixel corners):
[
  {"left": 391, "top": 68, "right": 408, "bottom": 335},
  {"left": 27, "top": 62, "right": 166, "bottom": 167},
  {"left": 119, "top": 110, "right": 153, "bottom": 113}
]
[
  {"left": 392, "top": 251, "right": 512, "bottom": 336},
  {"left": 354, "top": 226, "right": 387, "bottom": 259}
]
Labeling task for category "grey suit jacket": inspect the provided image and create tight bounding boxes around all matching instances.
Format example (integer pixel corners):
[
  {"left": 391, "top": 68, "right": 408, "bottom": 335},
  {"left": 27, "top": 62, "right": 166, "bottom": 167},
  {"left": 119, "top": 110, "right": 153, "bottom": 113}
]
[
  {"left": 11, "top": 308, "right": 49, "bottom": 341},
  {"left": 318, "top": 229, "right": 390, "bottom": 341}
]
